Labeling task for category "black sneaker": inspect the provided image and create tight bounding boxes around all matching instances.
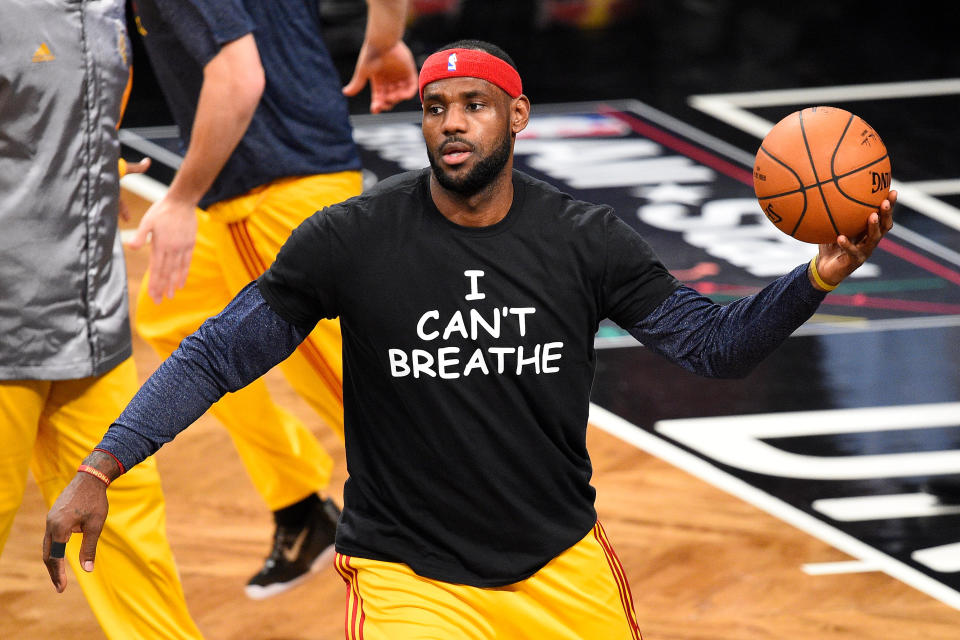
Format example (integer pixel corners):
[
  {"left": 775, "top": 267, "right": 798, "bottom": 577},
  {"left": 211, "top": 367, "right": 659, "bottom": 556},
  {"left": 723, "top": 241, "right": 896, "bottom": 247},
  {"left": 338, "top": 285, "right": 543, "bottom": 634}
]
[{"left": 244, "top": 498, "right": 340, "bottom": 599}]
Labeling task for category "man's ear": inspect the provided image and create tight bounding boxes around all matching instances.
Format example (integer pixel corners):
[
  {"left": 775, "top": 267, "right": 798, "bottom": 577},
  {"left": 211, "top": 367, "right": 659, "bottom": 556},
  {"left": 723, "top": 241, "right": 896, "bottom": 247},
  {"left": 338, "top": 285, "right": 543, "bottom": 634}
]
[{"left": 511, "top": 95, "right": 531, "bottom": 135}]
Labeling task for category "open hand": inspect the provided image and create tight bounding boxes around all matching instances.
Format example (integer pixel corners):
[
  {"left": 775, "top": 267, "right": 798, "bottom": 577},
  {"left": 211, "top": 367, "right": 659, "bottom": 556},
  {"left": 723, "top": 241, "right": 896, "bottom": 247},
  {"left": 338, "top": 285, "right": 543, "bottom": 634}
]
[
  {"left": 124, "top": 195, "right": 198, "bottom": 302},
  {"left": 814, "top": 190, "right": 897, "bottom": 287},
  {"left": 343, "top": 40, "right": 418, "bottom": 114}
]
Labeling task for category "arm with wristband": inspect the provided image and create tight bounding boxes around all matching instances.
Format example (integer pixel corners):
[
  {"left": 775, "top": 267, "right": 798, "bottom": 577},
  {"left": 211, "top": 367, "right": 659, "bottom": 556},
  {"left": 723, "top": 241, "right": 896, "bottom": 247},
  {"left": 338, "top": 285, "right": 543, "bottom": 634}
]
[
  {"left": 806, "top": 192, "right": 896, "bottom": 291},
  {"left": 42, "top": 282, "right": 308, "bottom": 589},
  {"left": 633, "top": 262, "right": 827, "bottom": 379},
  {"left": 631, "top": 191, "right": 896, "bottom": 378}
]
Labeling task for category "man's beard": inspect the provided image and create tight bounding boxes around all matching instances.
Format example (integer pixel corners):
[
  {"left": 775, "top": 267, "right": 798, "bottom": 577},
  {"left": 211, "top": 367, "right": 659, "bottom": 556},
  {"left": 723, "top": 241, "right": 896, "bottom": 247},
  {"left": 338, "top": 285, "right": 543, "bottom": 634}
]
[{"left": 427, "top": 132, "right": 512, "bottom": 196}]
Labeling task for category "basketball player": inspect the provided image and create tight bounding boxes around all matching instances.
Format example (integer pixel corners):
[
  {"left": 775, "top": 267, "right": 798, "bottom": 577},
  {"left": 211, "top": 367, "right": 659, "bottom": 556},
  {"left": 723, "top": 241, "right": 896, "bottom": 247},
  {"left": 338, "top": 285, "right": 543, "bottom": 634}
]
[
  {"left": 44, "top": 40, "right": 896, "bottom": 638},
  {"left": 124, "top": 0, "right": 417, "bottom": 598},
  {"left": 0, "top": 2, "right": 203, "bottom": 638}
]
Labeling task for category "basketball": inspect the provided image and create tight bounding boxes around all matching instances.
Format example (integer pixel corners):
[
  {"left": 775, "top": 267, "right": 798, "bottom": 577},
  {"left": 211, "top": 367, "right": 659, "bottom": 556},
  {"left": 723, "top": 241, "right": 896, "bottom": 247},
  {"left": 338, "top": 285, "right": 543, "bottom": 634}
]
[{"left": 753, "top": 106, "right": 891, "bottom": 244}]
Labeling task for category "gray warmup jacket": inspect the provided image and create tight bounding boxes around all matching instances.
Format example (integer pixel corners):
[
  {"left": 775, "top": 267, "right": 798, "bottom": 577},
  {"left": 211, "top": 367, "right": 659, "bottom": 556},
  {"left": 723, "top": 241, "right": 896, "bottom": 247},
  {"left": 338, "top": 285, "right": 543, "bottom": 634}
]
[{"left": 0, "top": 0, "right": 132, "bottom": 380}]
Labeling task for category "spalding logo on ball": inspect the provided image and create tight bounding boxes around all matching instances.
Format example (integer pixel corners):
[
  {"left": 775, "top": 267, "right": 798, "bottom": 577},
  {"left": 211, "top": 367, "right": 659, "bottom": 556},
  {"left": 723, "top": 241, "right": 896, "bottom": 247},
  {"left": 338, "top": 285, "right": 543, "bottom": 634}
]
[{"left": 753, "top": 106, "right": 891, "bottom": 244}]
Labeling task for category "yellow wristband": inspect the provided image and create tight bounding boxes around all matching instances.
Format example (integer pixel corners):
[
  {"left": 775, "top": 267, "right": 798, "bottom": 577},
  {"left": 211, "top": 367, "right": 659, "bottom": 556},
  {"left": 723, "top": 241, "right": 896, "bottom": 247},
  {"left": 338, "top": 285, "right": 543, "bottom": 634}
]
[
  {"left": 809, "top": 257, "right": 838, "bottom": 292},
  {"left": 118, "top": 157, "right": 128, "bottom": 178}
]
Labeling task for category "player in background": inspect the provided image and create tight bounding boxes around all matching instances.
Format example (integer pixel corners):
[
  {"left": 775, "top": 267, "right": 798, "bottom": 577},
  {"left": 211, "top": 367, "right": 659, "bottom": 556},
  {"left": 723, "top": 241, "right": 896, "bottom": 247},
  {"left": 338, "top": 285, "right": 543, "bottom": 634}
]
[
  {"left": 123, "top": 0, "right": 417, "bottom": 598},
  {"left": 0, "top": 1, "right": 203, "bottom": 638},
  {"left": 43, "top": 40, "right": 895, "bottom": 637}
]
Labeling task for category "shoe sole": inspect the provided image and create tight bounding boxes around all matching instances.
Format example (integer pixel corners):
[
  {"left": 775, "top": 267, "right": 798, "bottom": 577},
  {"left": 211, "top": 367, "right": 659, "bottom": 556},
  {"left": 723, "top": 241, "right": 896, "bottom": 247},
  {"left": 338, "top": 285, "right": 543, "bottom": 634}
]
[{"left": 244, "top": 545, "right": 336, "bottom": 600}]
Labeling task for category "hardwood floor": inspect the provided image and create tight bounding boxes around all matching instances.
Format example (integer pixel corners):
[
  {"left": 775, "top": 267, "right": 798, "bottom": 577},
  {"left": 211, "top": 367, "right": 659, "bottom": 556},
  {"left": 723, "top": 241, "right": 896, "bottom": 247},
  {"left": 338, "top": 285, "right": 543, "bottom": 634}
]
[{"left": 2, "top": 192, "right": 959, "bottom": 639}]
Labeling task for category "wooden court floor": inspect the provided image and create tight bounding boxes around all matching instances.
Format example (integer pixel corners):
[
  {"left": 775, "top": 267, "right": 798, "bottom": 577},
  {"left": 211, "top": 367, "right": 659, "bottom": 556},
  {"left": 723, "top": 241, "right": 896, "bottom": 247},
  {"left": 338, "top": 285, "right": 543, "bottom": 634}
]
[{"left": 2, "top": 192, "right": 960, "bottom": 639}]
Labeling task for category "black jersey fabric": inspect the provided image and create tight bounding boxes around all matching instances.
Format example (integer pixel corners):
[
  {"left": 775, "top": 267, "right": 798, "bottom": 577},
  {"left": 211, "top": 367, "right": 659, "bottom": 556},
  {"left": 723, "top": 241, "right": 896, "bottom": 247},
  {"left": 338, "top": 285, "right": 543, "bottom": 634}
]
[{"left": 257, "top": 168, "right": 680, "bottom": 586}]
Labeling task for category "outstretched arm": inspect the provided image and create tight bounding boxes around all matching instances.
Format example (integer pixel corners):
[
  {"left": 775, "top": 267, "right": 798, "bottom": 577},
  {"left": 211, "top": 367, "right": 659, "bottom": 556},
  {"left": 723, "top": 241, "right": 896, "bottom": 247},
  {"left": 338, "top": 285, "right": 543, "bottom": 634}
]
[
  {"left": 632, "top": 263, "right": 825, "bottom": 378},
  {"left": 633, "top": 191, "right": 896, "bottom": 378},
  {"left": 43, "top": 282, "right": 307, "bottom": 592},
  {"left": 342, "top": 0, "right": 417, "bottom": 113}
]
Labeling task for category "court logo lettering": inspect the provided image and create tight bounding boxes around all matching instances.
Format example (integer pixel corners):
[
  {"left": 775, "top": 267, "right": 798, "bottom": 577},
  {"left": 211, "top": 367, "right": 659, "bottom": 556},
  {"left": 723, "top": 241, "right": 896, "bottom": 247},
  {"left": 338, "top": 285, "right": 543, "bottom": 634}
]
[{"left": 654, "top": 403, "right": 960, "bottom": 601}]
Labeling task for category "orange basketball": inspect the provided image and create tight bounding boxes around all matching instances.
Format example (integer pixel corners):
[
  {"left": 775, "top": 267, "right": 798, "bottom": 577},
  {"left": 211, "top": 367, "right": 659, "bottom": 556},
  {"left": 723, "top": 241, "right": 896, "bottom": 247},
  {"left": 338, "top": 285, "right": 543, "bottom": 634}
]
[{"left": 753, "top": 106, "right": 891, "bottom": 244}]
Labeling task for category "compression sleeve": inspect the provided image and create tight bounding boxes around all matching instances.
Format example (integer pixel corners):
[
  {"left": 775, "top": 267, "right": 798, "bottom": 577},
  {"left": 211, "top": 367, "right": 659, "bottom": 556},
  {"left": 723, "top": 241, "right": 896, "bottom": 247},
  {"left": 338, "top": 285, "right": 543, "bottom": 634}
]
[
  {"left": 97, "top": 282, "right": 309, "bottom": 471},
  {"left": 630, "top": 262, "right": 827, "bottom": 379}
]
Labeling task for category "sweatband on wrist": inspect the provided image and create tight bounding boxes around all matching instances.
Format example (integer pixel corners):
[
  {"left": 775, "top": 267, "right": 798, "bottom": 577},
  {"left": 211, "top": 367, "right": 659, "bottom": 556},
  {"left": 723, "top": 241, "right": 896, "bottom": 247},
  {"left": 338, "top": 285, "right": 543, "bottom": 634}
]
[
  {"left": 94, "top": 448, "right": 126, "bottom": 474},
  {"left": 809, "top": 257, "right": 838, "bottom": 291},
  {"left": 419, "top": 48, "right": 522, "bottom": 100},
  {"left": 78, "top": 464, "right": 111, "bottom": 487}
]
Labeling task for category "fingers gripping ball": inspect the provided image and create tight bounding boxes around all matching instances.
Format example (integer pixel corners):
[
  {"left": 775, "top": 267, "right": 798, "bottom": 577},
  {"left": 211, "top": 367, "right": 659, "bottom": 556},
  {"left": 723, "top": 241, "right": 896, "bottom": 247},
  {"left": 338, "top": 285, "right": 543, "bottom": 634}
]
[{"left": 753, "top": 106, "right": 891, "bottom": 244}]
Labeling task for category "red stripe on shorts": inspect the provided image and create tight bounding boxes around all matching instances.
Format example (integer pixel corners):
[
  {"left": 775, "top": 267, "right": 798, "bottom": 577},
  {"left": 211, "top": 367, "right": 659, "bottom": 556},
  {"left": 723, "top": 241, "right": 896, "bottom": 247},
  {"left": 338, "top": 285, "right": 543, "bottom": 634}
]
[
  {"left": 334, "top": 553, "right": 366, "bottom": 639},
  {"left": 228, "top": 221, "right": 263, "bottom": 278},
  {"left": 228, "top": 220, "right": 344, "bottom": 407},
  {"left": 593, "top": 522, "right": 643, "bottom": 640}
]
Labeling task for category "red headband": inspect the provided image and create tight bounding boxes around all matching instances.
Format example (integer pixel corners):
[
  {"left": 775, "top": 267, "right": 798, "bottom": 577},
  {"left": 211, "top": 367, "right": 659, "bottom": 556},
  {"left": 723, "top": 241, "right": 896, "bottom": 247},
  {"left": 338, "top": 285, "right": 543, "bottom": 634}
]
[{"left": 418, "top": 48, "right": 523, "bottom": 101}]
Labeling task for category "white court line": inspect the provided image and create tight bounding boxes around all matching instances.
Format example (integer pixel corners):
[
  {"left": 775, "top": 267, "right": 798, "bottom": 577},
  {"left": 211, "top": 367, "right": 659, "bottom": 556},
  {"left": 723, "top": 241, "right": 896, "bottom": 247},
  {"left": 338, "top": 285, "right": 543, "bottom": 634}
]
[
  {"left": 802, "top": 561, "right": 881, "bottom": 575},
  {"left": 907, "top": 179, "right": 960, "bottom": 196},
  {"left": 588, "top": 402, "right": 960, "bottom": 610},
  {"left": 120, "top": 172, "right": 168, "bottom": 203},
  {"left": 119, "top": 173, "right": 169, "bottom": 243},
  {"left": 692, "top": 78, "right": 960, "bottom": 108},
  {"left": 654, "top": 404, "right": 960, "bottom": 480},
  {"left": 813, "top": 494, "right": 960, "bottom": 521},
  {"left": 889, "top": 224, "right": 960, "bottom": 268},
  {"left": 121, "top": 124, "right": 180, "bottom": 139},
  {"left": 119, "top": 128, "right": 183, "bottom": 169},
  {"left": 893, "top": 182, "right": 960, "bottom": 233},
  {"left": 913, "top": 543, "right": 960, "bottom": 573}
]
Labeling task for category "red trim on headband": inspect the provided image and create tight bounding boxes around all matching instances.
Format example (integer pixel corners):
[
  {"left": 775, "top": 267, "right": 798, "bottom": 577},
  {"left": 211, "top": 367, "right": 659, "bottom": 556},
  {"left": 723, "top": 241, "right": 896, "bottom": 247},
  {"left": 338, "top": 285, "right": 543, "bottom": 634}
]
[{"left": 418, "top": 48, "right": 523, "bottom": 100}]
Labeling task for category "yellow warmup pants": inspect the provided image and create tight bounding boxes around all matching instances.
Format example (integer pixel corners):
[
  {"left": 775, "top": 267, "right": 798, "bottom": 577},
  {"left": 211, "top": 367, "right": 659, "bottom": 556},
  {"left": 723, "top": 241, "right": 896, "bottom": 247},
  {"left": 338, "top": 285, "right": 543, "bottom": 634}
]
[
  {"left": 334, "top": 521, "right": 643, "bottom": 640},
  {"left": 0, "top": 359, "right": 203, "bottom": 640},
  {"left": 135, "top": 171, "right": 362, "bottom": 510}
]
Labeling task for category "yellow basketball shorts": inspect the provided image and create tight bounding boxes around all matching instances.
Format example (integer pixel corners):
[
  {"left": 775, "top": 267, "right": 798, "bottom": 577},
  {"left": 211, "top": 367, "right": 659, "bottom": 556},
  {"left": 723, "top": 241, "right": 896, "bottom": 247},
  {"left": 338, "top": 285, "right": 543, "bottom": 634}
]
[{"left": 334, "top": 521, "right": 642, "bottom": 640}]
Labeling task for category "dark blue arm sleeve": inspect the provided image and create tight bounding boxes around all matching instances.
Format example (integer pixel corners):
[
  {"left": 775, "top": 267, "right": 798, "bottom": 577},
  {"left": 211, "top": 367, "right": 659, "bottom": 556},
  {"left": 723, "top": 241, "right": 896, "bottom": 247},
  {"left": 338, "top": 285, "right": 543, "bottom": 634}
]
[
  {"left": 97, "top": 282, "right": 310, "bottom": 471},
  {"left": 630, "top": 263, "right": 827, "bottom": 379}
]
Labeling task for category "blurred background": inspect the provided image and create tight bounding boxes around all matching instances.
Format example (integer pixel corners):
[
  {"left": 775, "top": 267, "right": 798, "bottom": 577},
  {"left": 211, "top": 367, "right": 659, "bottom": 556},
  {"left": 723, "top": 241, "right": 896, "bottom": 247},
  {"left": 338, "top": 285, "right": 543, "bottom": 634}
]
[
  {"left": 123, "top": 0, "right": 960, "bottom": 184},
  {"left": 125, "top": 1, "right": 958, "bottom": 121}
]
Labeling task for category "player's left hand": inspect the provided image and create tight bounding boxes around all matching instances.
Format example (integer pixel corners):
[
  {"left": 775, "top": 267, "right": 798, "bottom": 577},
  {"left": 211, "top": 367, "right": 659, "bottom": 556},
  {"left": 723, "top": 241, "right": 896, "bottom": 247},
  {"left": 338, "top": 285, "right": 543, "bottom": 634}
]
[
  {"left": 814, "top": 190, "right": 897, "bottom": 287},
  {"left": 342, "top": 40, "right": 417, "bottom": 114},
  {"left": 43, "top": 474, "right": 110, "bottom": 593}
]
